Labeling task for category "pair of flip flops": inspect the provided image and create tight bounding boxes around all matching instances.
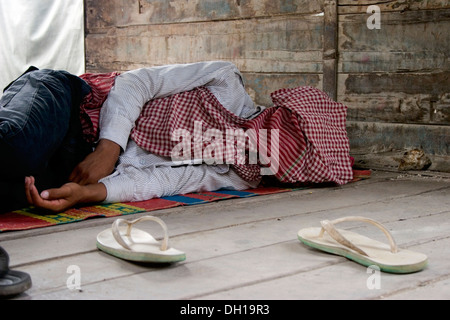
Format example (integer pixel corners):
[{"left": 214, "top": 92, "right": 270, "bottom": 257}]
[
  {"left": 1, "top": 214, "right": 426, "bottom": 298},
  {"left": 298, "top": 216, "right": 428, "bottom": 274},
  {"left": 0, "top": 246, "right": 32, "bottom": 297},
  {"left": 97, "top": 214, "right": 428, "bottom": 274}
]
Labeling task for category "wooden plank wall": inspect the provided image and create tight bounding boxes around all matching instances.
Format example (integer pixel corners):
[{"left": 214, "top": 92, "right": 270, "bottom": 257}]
[
  {"left": 85, "top": 0, "right": 324, "bottom": 107},
  {"left": 339, "top": 0, "right": 450, "bottom": 171},
  {"left": 84, "top": 0, "right": 450, "bottom": 172}
]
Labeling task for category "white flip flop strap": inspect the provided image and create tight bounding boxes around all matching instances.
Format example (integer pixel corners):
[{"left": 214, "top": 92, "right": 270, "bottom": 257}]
[
  {"left": 319, "top": 216, "right": 399, "bottom": 256},
  {"left": 112, "top": 216, "right": 169, "bottom": 252}
]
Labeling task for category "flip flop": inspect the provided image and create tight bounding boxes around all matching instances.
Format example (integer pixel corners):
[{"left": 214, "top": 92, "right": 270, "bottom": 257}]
[
  {"left": 297, "top": 216, "right": 428, "bottom": 274},
  {"left": 0, "top": 246, "right": 32, "bottom": 297},
  {"left": 96, "top": 216, "right": 186, "bottom": 263}
]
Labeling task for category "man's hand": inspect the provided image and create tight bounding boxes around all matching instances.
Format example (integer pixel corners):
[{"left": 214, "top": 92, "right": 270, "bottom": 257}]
[
  {"left": 25, "top": 176, "right": 107, "bottom": 213},
  {"left": 69, "top": 139, "right": 121, "bottom": 185}
]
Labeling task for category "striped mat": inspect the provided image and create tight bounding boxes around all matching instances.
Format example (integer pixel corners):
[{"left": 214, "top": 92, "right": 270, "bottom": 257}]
[
  {"left": 0, "top": 170, "right": 371, "bottom": 233},
  {"left": 0, "top": 187, "right": 292, "bottom": 232}
]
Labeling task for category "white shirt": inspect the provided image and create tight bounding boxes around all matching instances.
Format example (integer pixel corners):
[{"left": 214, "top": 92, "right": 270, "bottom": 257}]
[{"left": 99, "top": 61, "right": 264, "bottom": 203}]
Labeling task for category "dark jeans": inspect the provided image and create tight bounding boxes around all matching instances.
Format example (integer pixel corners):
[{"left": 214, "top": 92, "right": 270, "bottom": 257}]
[{"left": 0, "top": 68, "right": 92, "bottom": 213}]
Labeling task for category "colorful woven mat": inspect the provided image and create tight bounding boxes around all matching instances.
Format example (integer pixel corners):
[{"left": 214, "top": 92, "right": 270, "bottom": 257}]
[
  {"left": 0, "top": 170, "right": 371, "bottom": 233},
  {"left": 0, "top": 187, "right": 292, "bottom": 232}
]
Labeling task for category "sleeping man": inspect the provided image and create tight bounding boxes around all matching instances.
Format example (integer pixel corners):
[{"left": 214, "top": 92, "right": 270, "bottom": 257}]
[
  {"left": 2, "top": 61, "right": 353, "bottom": 213},
  {"left": 2, "top": 61, "right": 264, "bottom": 213}
]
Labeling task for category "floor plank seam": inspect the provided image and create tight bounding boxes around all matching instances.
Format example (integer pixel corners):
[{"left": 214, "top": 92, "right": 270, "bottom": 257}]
[
  {"left": 10, "top": 249, "right": 100, "bottom": 269},
  {"left": 179, "top": 260, "right": 349, "bottom": 300},
  {"left": 370, "top": 272, "right": 450, "bottom": 300}
]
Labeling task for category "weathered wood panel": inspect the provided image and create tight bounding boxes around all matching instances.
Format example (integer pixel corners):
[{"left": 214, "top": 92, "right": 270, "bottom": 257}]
[
  {"left": 336, "top": 2, "right": 450, "bottom": 170},
  {"left": 347, "top": 121, "right": 450, "bottom": 155},
  {"left": 86, "top": 15, "right": 324, "bottom": 74},
  {"left": 338, "top": 9, "right": 450, "bottom": 74},
  {"left": 85, "top": 2, "right": 324, "bottom": 106},
  {"left": 341, "top": 91, "right": 450, "bottom": 125},
  {"left": 348, "top": 121, "right": 450, "bottom": 171},
  {"left": 340, "top": 73, "right": 450, "bottom": 124},
  {"left": 243, "top": 73, "right": 322, "bottom": 107},
  {"left": 85, "top": 0, "right": 324, "bottom": 29},
  {"left": 84, "top": 0, "right": 450, "bottom": 171},
  {"left": 323, "top": 0, "right": 338, "bottom": 100},
  {"left": 338, "top": 0, "right": 450, "bottom": 14},
  {"left": 338, "top": 5, "right": 450, "bottom": 123}
]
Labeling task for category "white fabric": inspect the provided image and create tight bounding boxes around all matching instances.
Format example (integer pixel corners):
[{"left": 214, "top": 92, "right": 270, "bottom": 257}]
[
  {"left": 101, "top": 140, "right": 260, "bottom": 203},
  {"left": 0, "top": 0, "right": 85, "bottom": 93}
]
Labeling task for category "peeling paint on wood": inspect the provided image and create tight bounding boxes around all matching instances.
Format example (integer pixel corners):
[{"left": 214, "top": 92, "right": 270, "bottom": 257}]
[
  {"left": 323, "top": 0, "right": 338, "bottom": 100},
  {"left": 341, "top": 92, "right": 450, "bottom": 125},
  {"left": 85, "top": 15, "right": 324, "bottom": 74},
  {"left": 86, "top": 0, "right": 323, "bottom": 29},
  {"left": 347, "top": 121, "right": 450, "bottom": 155},
  {"left": 338, "top": 9, "right": 450, "bottom": 73},
  {"left": 243, "top": 73, "right": 322, "bottom": 106},
  {"left": 338, "top": 0, "right": 450, "bottom": 14},
  {"left": 344, "top": 73, "right": 449, "bottom": 96}
]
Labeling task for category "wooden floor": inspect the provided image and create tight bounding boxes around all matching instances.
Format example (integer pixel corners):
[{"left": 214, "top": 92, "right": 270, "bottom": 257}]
[{"left": 1, "top": 170, "right": 449, "bottom": 301}]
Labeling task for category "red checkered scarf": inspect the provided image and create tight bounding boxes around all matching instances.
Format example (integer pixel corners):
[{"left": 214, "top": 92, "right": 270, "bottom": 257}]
[
  {"left": 79, "top": 73, "right": 353, "bottom": 185},
  {"left": 79, "top": 72, "right": 121, "bottom": 143}
]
